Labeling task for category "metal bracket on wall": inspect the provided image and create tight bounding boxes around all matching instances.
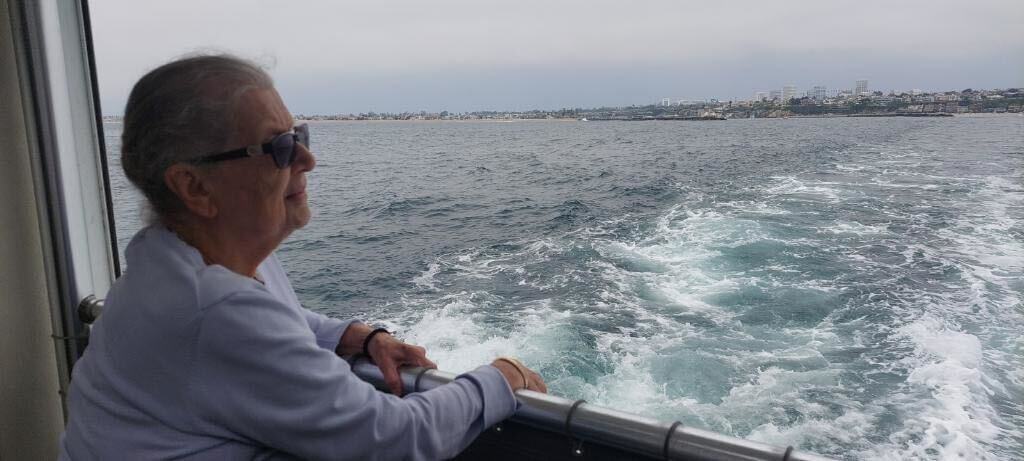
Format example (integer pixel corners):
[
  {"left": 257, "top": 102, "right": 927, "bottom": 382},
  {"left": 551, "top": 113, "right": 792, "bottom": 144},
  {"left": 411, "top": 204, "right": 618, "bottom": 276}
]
[{"left": 566, "top": 399, "right": 586, "bottom": 457}]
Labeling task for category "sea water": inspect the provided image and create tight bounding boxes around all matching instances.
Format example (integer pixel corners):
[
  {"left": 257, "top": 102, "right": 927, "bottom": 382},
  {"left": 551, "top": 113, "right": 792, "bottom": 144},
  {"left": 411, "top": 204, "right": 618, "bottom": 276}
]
[{"left": 105, "top": 115, "right": 1024, "bottom": 460}]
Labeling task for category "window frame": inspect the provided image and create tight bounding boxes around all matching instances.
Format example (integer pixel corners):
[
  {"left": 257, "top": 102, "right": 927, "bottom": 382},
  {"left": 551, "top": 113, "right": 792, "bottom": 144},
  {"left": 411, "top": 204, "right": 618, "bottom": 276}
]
[{"left": 9, "top": 0, "right": 118, "bottom": 400}]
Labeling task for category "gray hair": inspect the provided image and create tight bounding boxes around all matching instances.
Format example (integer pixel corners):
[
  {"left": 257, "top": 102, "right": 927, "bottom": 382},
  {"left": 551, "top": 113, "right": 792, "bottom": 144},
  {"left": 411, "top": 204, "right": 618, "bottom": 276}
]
[{"left": 121, "top": 53, "right": 274, "bottom": 221}]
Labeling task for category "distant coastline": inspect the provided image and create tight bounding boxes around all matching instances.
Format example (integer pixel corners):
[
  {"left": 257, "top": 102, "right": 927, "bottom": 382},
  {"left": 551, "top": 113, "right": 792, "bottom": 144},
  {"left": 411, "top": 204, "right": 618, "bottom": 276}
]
[
  {"left": 102, "top": 112, "right": 1021, "bottom": 124},
  {"left": 102, "top": 86, "right": 1022, "bottom": 122}
]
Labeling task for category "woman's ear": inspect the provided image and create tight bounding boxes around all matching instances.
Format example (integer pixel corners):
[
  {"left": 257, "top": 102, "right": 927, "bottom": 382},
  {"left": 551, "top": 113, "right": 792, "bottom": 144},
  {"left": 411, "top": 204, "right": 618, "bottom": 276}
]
[{"left": 164, "top": 164, "right": 218, "bottom": 219}]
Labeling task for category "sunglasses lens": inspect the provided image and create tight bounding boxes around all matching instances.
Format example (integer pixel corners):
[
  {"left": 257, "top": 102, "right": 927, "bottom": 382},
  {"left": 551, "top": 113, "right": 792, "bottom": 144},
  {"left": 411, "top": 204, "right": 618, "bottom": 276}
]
[
  {"left": 272, "top": 134, "right": 295, "bottom": 168},
  {"left": 267, "top": 125, "right": 309, "bottom": 168}
]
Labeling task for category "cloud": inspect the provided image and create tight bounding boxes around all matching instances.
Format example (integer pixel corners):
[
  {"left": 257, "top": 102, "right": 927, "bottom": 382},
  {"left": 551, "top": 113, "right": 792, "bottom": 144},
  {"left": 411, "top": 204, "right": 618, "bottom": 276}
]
[
  {"left": 277, "top": 51, "right": 1019, "bottom": 114},
  {"left": 91, "top": 0, "right": 1024, "bottom": 113}
]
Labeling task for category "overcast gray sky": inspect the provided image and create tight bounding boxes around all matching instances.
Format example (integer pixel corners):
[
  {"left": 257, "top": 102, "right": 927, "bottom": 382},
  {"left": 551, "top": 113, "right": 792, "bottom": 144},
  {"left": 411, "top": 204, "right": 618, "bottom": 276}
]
[{"left": 91, "top": 0, "right": 1024, "bottom": 114}]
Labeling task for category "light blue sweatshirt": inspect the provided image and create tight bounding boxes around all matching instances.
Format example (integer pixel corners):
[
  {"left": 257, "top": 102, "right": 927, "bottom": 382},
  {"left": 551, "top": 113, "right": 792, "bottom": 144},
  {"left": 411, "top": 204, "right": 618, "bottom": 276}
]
[{"left": 60, "top": 225, "right": 517, "bottom": 460}]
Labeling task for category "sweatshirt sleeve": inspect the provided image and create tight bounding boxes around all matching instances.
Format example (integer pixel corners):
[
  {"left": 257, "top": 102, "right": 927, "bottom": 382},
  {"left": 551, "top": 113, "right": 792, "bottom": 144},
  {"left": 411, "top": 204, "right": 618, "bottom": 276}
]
[
  {"left": 190, "top": 289, "right": 517, "bottom": 461},
  {"left": 300, "top": 307, "right": 359, "bottom": 351}
]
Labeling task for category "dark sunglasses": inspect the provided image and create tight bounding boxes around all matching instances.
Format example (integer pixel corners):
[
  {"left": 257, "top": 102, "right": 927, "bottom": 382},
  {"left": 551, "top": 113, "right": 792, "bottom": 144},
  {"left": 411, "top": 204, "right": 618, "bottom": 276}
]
[{"left": 196, "top": 123, "right": 309, "bottom": 169}]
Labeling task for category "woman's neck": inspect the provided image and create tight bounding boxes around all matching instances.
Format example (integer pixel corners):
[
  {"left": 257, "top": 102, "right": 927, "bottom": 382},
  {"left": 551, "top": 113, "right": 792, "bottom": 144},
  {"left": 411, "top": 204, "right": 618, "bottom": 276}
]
[{"left": 165, "top": 218, "right": 276, "bottom": 278}]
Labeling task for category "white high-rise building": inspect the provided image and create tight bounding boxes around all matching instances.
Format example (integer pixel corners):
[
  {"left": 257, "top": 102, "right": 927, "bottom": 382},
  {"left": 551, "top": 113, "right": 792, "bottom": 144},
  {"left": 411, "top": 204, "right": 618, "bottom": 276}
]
[
  {"left": 782, "top": 85, "right": 797, "bottom": 102},
  {"left": 811, "top": 86, "right": 827, "bottom": 100},
  {"left": 661, "top": 98, "right": 672, "bottom": 107},
  {"left": 855, "top": 79, "right": 869, "bottom": 95},
  {"left": 754, "top": 91, "right": 768, "bottom": 102},
  {"left": 769, "top": 89, "right": 782, "bottom": 101}
]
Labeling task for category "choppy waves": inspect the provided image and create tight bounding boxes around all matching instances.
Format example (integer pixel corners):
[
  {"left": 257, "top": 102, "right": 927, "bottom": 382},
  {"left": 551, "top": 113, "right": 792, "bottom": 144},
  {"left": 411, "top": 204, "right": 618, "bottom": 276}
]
[
  {"left": 370, "top": 121, "right": 1023, "bottom": 460},
  {"left": 103, "top": 117, "right": 1023, "bottom": 460}
]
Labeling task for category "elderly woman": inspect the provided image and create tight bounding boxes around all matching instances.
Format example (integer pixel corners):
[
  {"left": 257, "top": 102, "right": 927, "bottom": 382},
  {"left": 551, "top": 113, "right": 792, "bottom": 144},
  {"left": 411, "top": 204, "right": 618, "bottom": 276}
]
[{"left": 60, "top": 54, "right": 546, "bottom": 460}]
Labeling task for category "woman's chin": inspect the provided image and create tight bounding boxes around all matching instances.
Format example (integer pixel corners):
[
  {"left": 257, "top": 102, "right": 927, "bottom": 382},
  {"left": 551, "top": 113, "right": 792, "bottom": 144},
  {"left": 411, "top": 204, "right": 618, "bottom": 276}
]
[{"left": 286, "top": 203, "right": 312, "bottom": 230}]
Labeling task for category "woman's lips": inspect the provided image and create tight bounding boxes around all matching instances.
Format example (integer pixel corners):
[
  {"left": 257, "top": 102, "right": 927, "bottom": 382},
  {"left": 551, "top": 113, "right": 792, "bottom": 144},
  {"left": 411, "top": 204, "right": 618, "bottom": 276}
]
[{"left": 287, "top": 178, "right": 307, "bottom": 200}]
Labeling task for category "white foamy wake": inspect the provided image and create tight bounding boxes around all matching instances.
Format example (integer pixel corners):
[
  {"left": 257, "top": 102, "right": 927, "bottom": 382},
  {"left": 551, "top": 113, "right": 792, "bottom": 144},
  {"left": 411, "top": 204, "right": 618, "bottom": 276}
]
[
  {"left": 820, "top": 221, "right": 889, "bottom": 236},
  {"left": 381, "top": 154, "right": 1023, "bottom": 460},
  {"left": 588, "top": 170, "right": 1023, "bottom": 459},
  {"left": 394, "top": 293, "right": 573, "bottom": 373},
  {"left": 764, "top": 176, "right": 846, "bottom": 202},
  {"left": 849, "top": 171, "right": 1023, "bottom": 460},
  {"left": 411, "top": 262, "right": 441, "bottom": 290},
  {"left": 865, "top": 317, "right": 1005, "bottom": 461}
]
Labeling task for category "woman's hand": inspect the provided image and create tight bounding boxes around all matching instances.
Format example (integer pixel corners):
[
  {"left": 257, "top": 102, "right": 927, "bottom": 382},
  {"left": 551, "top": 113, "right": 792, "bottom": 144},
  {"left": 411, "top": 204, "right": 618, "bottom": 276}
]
[
  {"left": 491, "top": 357, "right": 547, "bottom": 393},
  {"left": 366, "top": 333, "right": 436, "bottom": 396},
  {"left": 337, "top": 324, "right": 436, "bottom": 396}
]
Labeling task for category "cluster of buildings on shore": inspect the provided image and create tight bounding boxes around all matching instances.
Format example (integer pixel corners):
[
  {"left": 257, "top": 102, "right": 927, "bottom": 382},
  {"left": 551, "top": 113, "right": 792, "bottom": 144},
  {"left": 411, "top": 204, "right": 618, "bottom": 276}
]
[
  {"left": 297, "top": 84, "right": 1020, "bottom": 121},
  {"left": 744, "top": 79, "right": 873, "bottom": 105},
  {"left": 649, "top": 82, "right": 1022, "bottom": 119},
  {"left": 101, "top": 84, "right": 1023, "bottom": 123}
]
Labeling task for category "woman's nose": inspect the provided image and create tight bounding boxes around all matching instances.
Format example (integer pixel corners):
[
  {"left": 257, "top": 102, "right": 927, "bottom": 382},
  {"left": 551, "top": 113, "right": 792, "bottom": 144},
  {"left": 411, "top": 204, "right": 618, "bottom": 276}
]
[{"left": 293, "top": 142, "right": 316, "bottom": 173}]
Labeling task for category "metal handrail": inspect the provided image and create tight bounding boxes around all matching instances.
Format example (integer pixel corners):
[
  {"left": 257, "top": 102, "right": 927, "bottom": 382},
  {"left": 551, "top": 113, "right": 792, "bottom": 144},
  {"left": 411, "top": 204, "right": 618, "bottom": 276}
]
[
  {"left": 78, "top": 296, "right": 834, "bottom": 460},
  {"left": 347, "top": 357, "right": 836, "bottom": 461}
]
